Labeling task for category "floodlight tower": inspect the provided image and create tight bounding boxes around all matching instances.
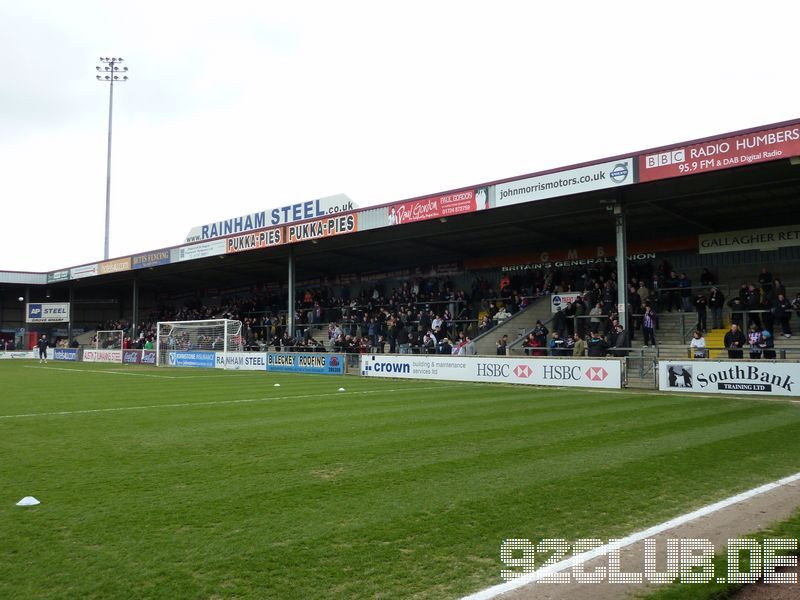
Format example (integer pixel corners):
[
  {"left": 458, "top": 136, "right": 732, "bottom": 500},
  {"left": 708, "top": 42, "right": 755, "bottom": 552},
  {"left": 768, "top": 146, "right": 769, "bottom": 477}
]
[{"left": 95, "top": 57, "right": 129, "bottom": 260}]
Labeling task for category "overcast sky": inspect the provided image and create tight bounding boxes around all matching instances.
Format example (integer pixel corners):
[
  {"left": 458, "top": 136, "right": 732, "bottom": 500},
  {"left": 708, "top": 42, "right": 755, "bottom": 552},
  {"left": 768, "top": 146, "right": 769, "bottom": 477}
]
[{"left": 2, "top": 1, "right": 798, "bottom": 272}]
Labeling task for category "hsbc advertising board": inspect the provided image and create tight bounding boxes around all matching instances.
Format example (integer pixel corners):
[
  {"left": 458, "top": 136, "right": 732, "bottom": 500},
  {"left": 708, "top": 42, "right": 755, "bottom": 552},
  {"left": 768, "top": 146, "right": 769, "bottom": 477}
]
[{"left": 360, "top": 355, "right": 622, "bottom": 389}]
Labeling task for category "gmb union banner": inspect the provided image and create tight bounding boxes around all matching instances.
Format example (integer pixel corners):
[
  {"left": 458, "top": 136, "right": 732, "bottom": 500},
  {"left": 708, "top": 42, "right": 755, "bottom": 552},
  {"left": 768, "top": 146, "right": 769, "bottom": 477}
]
[
  {"left": 659, "top": 361, "right": 799, "bottom": 396},
  {"left": 495, "top": 159, "right": 635, "bottom": 208},
  {"left": 360, "top": 355, "right": 622, "bottom": 389},
  {"left": 83, "top": 349, "right": 123, "bottom": 363},
  {"left": 640, "top": 123, "right": 800, "bottom": 183}
]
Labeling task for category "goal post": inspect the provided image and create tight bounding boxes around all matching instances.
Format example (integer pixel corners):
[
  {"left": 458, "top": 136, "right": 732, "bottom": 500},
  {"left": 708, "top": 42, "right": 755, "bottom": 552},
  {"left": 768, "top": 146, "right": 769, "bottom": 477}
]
[
  {"left": 96, "top": 330, "right": 124, "bottom": 350},
  {"left": 155, "top": 319, "right": 243, "bottom": 367}
]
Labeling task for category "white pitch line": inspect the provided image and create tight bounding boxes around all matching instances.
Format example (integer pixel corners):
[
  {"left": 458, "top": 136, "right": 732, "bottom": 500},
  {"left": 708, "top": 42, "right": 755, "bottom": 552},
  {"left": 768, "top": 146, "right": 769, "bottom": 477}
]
[
  {"left": 0, "top": 386, "right": 444, "bottom": 420},
  {"left": 23, "top": 366, "right": 265, "bottom": 379},
  {"left": 461, "top": 470, "right": 800, "bottom": 600}
]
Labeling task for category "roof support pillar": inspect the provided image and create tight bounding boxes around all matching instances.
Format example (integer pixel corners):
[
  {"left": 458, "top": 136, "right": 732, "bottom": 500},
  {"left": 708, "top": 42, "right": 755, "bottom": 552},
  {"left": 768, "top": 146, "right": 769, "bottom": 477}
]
[
  {"left": 132, "top": 278, "right": 139, "bottom": 343},
  {"left": 614, "top": 202, "right": 628, "bottom": 331},
  {"left": 287, "top": 246, "right": 295, "bottom": 338}
]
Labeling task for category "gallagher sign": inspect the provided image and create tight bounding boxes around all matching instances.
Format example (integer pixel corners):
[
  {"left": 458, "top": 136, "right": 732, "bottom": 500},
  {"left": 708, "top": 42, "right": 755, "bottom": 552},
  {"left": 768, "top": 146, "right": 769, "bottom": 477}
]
[
  {"left": 360, "top": 355, "right": 622, "bottom": 389},
  {"left": 26, "top": 302, "right": 70, "bottom": 323},
  {"left": 659, "top": 361, "right": 799, "bottom": 396}
]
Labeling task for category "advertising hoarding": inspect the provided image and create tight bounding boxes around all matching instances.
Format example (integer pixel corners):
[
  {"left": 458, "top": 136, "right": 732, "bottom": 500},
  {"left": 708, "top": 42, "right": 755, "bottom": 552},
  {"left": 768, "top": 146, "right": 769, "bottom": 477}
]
[
  {"left": 26, "top": 302, "right": 70, "bottom": 323},
  {"left": 361, "top": 355, "right": 622, "bottom": 389},
  {"left": 265, "top": 352, "right": 345, "bottom": 375},
  {"left": 659, "top": 361, "right": 799, "bottom": 396},
  {"left": 495, "top": 159, "right": 635, "bottom": 208},
  {"left": 640, "top": 124, "right": 800, "bottom": 183},
  {"left": 167, "top": 351, "right": 216, "bottom": 368},
  {"left": 82, "top": 349, "right": 123, "bottom": 363}
]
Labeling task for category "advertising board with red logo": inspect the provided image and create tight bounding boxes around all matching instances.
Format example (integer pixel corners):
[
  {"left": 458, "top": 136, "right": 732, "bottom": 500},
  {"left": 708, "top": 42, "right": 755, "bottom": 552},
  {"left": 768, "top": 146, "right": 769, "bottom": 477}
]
[
  {"left": 386, "top": 190, "right": 477, "bottom": 226},
  {"left": 360, "top": 355, "right": 622, "bottom": 389},
  {"left": 639, "top": 123, "right": 800, "bottom": 183}
]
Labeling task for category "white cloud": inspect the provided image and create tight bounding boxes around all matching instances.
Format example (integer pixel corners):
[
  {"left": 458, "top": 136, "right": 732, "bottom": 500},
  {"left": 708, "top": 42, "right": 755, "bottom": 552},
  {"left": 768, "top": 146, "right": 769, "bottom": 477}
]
[{"left": 1, "top": 0, "right": 798, "bottom": 271}]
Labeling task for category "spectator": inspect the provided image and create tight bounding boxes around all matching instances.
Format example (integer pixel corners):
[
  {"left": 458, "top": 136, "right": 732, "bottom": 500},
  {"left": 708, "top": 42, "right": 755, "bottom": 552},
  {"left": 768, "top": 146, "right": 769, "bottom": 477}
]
[
  {"left": 678, "top": 273, "right": 692, "bottom": 312},
  {"left": 689, "top": 330, "right": 707, "bottom": 359},
  {"left": 586, "top": 330, "right": 609, "bottom": 357},
  {"left": 532, "top": 320, "right": 549, "bottom": 347},
  {"left": 694, "top": 291, "right": 708, "bottom": 332},
  {"left": 724, "top": 323, "right": 746, "bottom": 359},
  {"left": 793, "top": 293, "right": 800, "bottom": 329},
  {"left": 549, "top": 331, "right": 566, "bottom": 357},
  {"left": 495, "top": 336, "right": 508, "bottom": 356},
  {"left": 611, "top": 325, "right": 630, "bottom": 357},
  {"left": 437, "top": 337, "right": 452, "bottom": 355},
  {"left": 589, "top": 303, "right": 603, "bottom": 334},
  {"left": 572, "top": 333, "right": 586, "bottom": 357},
  {"left": 758, "top": 267, "right": 772, "bottom": 294},
  {"left": 760, "top": 329, "right": 776, "bottom": 359},
  {"left": 747, "top": 324, "right": 763, "bottom": 359},
  {"left": 708, "top": 287, "right": 725, "bottom": 330},
  {"left": 700, "top": 268, "right": 716, "bottom": 286},
  {"left": 642, "top": 303, "right": 657, "bottom": 347},
  {"left": 772, "top": 293, "right": 793, "bottom": 338}
]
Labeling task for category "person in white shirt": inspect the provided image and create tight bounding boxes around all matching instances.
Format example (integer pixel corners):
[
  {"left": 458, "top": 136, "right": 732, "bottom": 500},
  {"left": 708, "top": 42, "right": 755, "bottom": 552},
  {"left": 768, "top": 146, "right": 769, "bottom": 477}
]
[{"left": 689, "top": 330, "right": 707, "bottom": 359}]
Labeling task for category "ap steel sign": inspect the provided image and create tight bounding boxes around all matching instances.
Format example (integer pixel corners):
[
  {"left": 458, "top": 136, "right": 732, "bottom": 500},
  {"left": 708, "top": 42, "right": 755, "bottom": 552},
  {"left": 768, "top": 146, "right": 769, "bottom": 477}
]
[
  {"left": 495, "top": 159, "right": 635, "bottom": 208},
  {"left": 640, "top": 123, "right": 800, "bottom": 182},
  {"left": 361, "top": 355, "right": 622, "bottom": 389},
  {"left": 26, "top": 302, "right": 70, "bottom": 323}
]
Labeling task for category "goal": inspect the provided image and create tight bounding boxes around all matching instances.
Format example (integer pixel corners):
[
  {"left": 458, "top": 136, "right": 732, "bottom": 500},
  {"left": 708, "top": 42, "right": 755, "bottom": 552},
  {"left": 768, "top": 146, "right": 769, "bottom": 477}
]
[
  {"left": 96, "top": 330, "right": 124, "bottom": 350},
  {"left": 155, "top": 319, "right": 243, "bottom": 367}
]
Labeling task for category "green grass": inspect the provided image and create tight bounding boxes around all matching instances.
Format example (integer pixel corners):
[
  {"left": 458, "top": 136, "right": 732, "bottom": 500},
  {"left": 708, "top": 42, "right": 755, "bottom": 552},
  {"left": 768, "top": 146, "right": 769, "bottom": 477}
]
[{"left": 1, "top": 361, "right": 800, "bottom": 599}]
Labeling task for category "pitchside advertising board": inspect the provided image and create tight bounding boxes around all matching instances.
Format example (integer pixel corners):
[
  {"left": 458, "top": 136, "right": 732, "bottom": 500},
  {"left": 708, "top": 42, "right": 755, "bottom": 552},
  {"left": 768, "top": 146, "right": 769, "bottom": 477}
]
[
  {"left": 212, "top": 352, "right": 346, "bottom": 373},
  {"left": 26, "top": 303, "right": 70, "bottom": 323},
  {"left": 83, "top": 349, "right": 123, "bottom": 363},
  {"left": 361, "top": 355, "right": 622, "bottom": 389},
  {"left": 659, "top": 361, "right": 800, "bottom": 397},
  {"left": 54, "top": 348, "right": 79, "bottom": 361},
  {"left": 265, "top": 352, "right": 345, "bottom": 375},
  {"left": 168, "top": 351, "right": 216, "bottom": 368},
  {"left": 494, "top": 158, "right": 635, "bottom": 208}
]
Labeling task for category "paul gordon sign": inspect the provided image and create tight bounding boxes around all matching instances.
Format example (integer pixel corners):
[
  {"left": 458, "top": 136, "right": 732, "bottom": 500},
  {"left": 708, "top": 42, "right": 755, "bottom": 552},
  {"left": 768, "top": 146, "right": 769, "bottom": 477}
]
[
  {"left": 360, "top": 355, "right": 622, "bottom": 389},
  {"left": 659, "top": 361, "right": 799, "bottom": 396}
]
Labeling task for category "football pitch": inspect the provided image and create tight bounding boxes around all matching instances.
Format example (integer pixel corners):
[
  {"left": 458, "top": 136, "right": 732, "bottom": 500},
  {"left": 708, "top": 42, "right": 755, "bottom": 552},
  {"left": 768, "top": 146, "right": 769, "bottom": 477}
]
[{"left": 2, "top": 361, "right": 800, "bottom": 599}]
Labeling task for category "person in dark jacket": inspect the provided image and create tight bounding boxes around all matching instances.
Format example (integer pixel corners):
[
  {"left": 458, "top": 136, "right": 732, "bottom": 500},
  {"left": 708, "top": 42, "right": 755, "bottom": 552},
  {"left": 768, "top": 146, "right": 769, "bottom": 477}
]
[
  {"left": 611, "top": 326, "right": 630, "bottom": 357},
  {"left": 773, "top": 293, "right": 793, "bottom": 338},
  {"left": 723, "top": 324, "right": 747, "bottom": 359},
  {"left": 708, "top": 287, "right": 725, "bottom": 329},
  {"left": 586, "top": 331, "right": 609, "bottom": 357}
]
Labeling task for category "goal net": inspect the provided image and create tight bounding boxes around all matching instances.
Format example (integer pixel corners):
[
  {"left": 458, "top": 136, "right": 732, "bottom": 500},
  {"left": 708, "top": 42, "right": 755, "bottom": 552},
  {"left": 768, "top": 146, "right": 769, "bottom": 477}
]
[
  {"left": 155, "top": 319, "right": 243, "bottom": 367},
  {"left": 96, "top": 330, "right": 124, "bottom": 350}
]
